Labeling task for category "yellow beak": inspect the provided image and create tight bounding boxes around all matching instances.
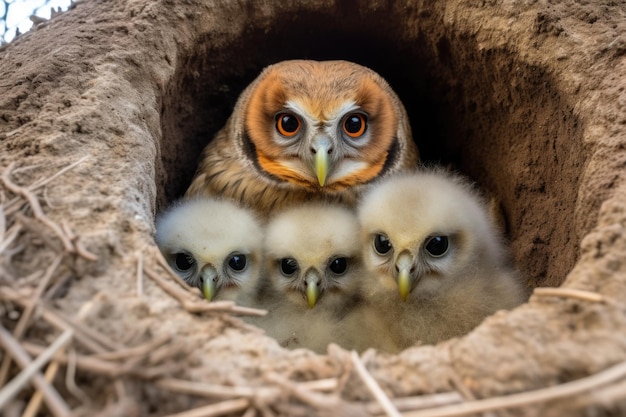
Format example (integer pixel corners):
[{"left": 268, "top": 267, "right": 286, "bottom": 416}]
[
  {"left": 201, "top": 265, "right": 218, "bottom": 301},
  {"left": 315, "top": 147, "right": 328, "bottom": 187},
  {"left": 304, "top": 270, "right": 321, "bottom": 308},
  {"left": 396, "top": 252, "right": 414, "bottom": 302},
  {"left": 398, "top": 268, "right": 411, "bottom": 302}
]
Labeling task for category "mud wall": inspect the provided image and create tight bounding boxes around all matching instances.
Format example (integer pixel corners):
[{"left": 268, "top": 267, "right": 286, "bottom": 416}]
[{"left": 0, "top": 1, "right": 625, "bottom": 416}]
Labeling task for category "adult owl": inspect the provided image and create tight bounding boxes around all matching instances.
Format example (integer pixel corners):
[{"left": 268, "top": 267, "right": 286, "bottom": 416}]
[{"left": 185, "top": 60, "right": 419, "bottom": 215}]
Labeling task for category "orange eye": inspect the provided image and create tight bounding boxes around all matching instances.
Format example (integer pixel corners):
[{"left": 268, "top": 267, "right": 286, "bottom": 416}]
[
  {"left": 343, "top": 113, "right": 367, "bottom": 138},
  {"left": 276, "top": 113, "right": 301, "bottom": 137}
]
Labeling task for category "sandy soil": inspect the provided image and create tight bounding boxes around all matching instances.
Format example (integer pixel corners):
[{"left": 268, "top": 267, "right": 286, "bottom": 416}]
[{"left": 0, "top": 0, "right": 625, "bottom": 416}]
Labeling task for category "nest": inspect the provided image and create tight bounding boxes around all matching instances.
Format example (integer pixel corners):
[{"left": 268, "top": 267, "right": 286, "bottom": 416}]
[{"left": 0, "top": 0, "right": 625, "bottom": 416}]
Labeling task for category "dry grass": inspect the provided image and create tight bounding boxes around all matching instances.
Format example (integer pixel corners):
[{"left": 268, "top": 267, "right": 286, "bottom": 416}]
[{"left": 0, "top": 158, "right": 622, "bottom": 417}]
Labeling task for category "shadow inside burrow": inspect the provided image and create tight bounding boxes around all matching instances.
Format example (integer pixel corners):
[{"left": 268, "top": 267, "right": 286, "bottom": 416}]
[{"left": 157, "top": 6, "right": 585, "bottom": 290}]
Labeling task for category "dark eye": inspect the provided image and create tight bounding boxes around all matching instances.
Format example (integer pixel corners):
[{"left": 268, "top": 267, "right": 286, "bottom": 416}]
[
  {"left": 228, "top": 254, "right": 247, "bottom": 271},
  {"left": 328, "top": 257, "right": 348, "bottom": 275},
  {"left": 174, "top": 252, "right": 195, "bottom": 271},
  {"left": 276, "top": 113, "right": 301, "bottom": 137},
  {"left": 425, "top": 236, "right": 449, "bottom": 257},
  {"left": 343, "top": 113, "right": 367, "bottom": 138},
  {"left": 373, "top": 234, "right": 392, "bottom": 255},
  {"left": 280, "top": 258, "right": 299, "bottom": 276}
]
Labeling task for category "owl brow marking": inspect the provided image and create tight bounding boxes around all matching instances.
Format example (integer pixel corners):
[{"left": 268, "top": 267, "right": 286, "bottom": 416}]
[{"left": 241, "top": 131, "right": 282, "bottom": 183}]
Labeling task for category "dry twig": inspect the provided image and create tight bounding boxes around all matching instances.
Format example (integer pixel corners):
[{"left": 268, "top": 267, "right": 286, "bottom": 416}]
[
  {"left": 366, "top": 393, "right": 464, "bottom": 415},
  {"left": 0, "top": 223, "right": 22, "bottom": 253},
  {"left": 161, "top": 398, "right": 251, "bottom": 417},
  {"left": 533, "top": 287, "right": 605, "bottom": 303},
  {"left": 12, "top": 256, "right": 63, "bottom": 338},
  {"left": 0, "top": 288, "right": 111, "bottom": 354},
  {"left": 350, "top": 351, "right": 402, "bottom": 417},
  {"left": 143, "top": 265, "right": 267, "bottom": 317},
  {"left": 265, "top": 373, "right": 340, "bottom": 410},
  {"left": 3, "top": 155, "right": 90, "bottom": 216},
  {"left": 0, "top": 256, "right": 63, "bottom": 388},
  {"left": 61, "top": 220, "right": 98, "bottom": 261},
  {"left": 156, "top": 377, "right": 338, "bottom": 399},
  {"left": 65, "top": 348, "right": 91, "bottom": 404},
  {"left": 21, "top": 342, "right": 179, "bottom": 380},
  {"left": 14, "top": 212, "right": 62, "bottom": 251},
  {"left": 154, "top": 248, "right": 199, "bottom": 295},
  {"left": 21, "top": 351, "right": 63, "bottom": 417},
  {"left": 402, "top": 359, "right": 626, "bottom": 417},
  {"left": 2, "top": 162, "right": 74, "bottom": 252},
  {"left": 0, "top": 326, "right": 73, "bottom": 417}
]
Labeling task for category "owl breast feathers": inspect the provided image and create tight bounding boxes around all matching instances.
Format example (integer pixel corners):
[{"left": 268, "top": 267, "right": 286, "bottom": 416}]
[{"left": 185, "top": 60, "right": 419, "bottom": 216}]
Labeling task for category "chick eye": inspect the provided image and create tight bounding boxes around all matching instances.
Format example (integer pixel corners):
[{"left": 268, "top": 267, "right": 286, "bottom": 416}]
[
  {"left": 276, "top": 113, "right": 301, "bottom": 137},
  {"left": 373, "top": 233, "right": 392, "bottom": 255},
  {"left": 228, "top": 254, "right": 247, "bottom": 271},
  {"left": 343, "top": 113, "right": 367, "bottom": 138},
  {"left": 280, "top": 258, "right": 299, "bottom": 276},
  {"left": 424, "top": 236, "right": 449, "bottom": 257},
  {"left": 174, "top": 252, "right": 195, "bottom": 271},
  {"left": 328, "top": 257, "right": 348, "bottom": 275}
]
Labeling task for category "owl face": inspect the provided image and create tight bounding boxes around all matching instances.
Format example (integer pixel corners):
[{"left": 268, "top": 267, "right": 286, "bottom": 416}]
[
  {"left": 242, "top": 60, "right": 413, "bottom": 192},
  {"left": 358, "top": 172, "right": 502, "bottom": 301},
  {"left": 264, "top": 204, "right": 363, "bottom": 309},
  {"left": 155, "top": 198, "right": 263, "bottom": 301}
]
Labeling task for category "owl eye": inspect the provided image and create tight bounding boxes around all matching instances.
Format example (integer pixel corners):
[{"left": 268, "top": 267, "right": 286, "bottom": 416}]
[
  {"left": 424, "top": 236, "right": 449, "bottom": 257},
  {"left": 373, "top": 233, "right": 392, "bottom": 255},
  {"left": 328, "top": 257, "right": 348, "bottom": 275},
  {"left": 227, "top": 254, "right": 247, "bottom": 271},
  {"left": 280, "top": 258, "right": 299, "bottom": 276},
  {"left": 343, "top": 113, "right": 367, "bottom": 138},
  {"left": 174, "top": 252, "right": 195, "bottom": 272},
  {"left": 276, "top": 112, "right": 301, "bottom": 137}
]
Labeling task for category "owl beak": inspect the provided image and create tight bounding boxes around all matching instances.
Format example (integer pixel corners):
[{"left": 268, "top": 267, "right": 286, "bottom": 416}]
[
  {"left": 396, "top": 252, "right": 415, "bottom": 302},
  {"left": 311, "top": 136, "right": 332, "bottom": 187},
  {"left": 304, "top": 269, "right": 321, "bottom": 308},
  {"left": 201, "top": 265, "right": 218, "bottom": 301}
]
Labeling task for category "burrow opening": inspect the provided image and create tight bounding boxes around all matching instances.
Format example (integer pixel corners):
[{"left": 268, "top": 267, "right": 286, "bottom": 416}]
[{"left": 158, "top": 7, "right": 585, "bottom": 291}]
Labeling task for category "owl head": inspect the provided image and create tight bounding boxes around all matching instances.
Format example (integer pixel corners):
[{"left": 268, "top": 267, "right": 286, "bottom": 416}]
[
  {"left": 155, "top": 198, "right": 264, "bottom": 301},
  {"left": 234, "top": 60, "right": 418, "bottom": 193},
  {"left": 358, "top": 170, "right": 508, "bottom": 301},
  {"left": 264, "top": 203, "right": 364, "bottom": 310}
]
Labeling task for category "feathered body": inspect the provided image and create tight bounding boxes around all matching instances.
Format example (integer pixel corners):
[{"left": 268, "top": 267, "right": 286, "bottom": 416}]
[
  {"left": 249, "top": 203, "right": 379, "bottom": 353},
  {"left": 357, "top": 170, "right": 528, "bottom": 347},
  {"left": 155, "top": 198, "right": 263, "bottom": 303},
  {"left": 186, "top": 60, "right": 419, "bottom": 216}
]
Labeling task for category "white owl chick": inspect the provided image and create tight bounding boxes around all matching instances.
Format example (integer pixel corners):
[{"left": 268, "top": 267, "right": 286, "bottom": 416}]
[
  {"left": 254, "top": 204, "right": 368, "bottom": 353},
  {"left": 155, "top": 198, "right": 263, "bottom": 303},
  {"left": 357, "top": 169, "right": 528, "bottom": 347}
]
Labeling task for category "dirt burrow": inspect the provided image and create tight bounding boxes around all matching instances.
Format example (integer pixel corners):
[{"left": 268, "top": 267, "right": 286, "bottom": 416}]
[{"left": 0, "top": 0, "right": 625, "bottom": 416}]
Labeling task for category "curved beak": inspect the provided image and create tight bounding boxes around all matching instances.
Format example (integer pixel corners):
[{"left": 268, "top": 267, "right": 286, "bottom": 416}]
[
  {"left": 304, "top": 269, "right": 321, "bottom": 308},
  {"left": 396, "top": 252, "right": 415, "bottom": 302},
  {"left": 311, "top": 136, "right": 331, "bottom": 187},
  {"left": 200, "top": 265, "right": 218, "bottom": 301}
]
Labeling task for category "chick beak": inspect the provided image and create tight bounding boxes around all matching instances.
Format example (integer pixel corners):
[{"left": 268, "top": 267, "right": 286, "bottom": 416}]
[
  {"left": 304, "top": 270, "right": 321, "bottom": 308},
  {"left": 396, "top": 252, "right": 415, "bottom": 302},
  {"left": 311, "top": 136, "right": 332, "bottom": 187},
  {"left": 398, "top": 268, "right": 411, "bottom": 302},
  {"left": 200, "top": 265, "right": 218, "bottom": 302}
]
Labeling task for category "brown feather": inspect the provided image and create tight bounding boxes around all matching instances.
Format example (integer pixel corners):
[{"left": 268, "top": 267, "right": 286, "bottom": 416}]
[{"left": 186, "top": 60, "right": 419, "bottom": 216}]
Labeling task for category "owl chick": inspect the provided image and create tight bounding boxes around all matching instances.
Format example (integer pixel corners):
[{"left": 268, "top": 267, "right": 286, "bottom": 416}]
[
  {"left": 185, "top": 60, "right": 419, "bottom": 217},
  {"left": 250, "top": 204, "right": 369, "bottom": 353},
  {"left": 155, "top": 198, "right": 263, "bottom": 303},
  {"left": 357, "top": 169, "right": 528, "bottom": 347}
]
